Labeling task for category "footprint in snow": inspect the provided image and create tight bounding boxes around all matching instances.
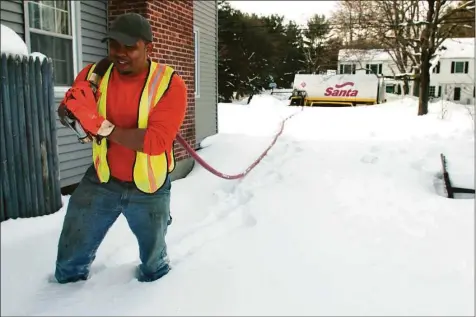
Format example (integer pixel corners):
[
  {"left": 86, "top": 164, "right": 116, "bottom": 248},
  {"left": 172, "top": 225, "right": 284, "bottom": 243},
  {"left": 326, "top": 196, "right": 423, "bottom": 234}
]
[
  {"left": 369, "top": 145, "right": 380, "bottom": 153},
  {"left": 361, "top": 154, "right": 379, "bottom": 164}
]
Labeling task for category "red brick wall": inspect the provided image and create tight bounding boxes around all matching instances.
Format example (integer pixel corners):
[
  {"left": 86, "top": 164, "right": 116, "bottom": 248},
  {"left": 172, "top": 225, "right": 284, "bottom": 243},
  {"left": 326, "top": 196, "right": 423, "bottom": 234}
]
[{"left": 108, "top": 0, "right": 196, "bottom": 161}]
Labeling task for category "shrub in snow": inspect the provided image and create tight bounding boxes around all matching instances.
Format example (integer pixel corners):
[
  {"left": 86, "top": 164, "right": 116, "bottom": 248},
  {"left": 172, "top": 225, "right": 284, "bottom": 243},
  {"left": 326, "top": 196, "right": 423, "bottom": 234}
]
[{"left": 1, "top": 24, "right": 28, "bottom": 57}]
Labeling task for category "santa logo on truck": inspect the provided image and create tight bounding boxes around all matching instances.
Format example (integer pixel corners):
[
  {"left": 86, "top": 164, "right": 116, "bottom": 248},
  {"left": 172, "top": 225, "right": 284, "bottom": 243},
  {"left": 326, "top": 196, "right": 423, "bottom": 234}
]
[{"left": 325, "top": 82, "right": 358, "bottom": 97}]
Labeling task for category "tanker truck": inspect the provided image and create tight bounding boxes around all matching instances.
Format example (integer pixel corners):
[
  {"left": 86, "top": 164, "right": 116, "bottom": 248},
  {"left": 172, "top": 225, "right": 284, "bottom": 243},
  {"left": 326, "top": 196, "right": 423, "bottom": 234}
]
[{"left": 289, "top": 73, "right": 386, "bottom": 107}]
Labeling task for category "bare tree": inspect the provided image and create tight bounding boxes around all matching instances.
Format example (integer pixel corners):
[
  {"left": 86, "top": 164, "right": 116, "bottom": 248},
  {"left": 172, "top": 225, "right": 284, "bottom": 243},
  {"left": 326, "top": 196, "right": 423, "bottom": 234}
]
[
  {"left": 371, "top": 0, "right": 427, "bottom": 95},
  {"left": 438, "top": 0, "right": 475, "bottom": 37},
  {"left": 331, "top": 0, "right": 475, "bottom": 115},
  {"left": 330, "top": 0, "right": 376, "bottom": 45},
  {"left": 417, "top": 0, "right": 475, "bottom": 115},
  {"left": 331, "top": 0, "right": 424, "bottom": 94}
]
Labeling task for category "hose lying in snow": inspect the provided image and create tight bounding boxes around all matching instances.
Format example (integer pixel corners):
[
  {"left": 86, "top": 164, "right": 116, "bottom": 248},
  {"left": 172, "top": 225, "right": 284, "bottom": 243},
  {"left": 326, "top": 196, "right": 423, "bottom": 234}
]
[{"left": 175, "top": 107, "right": 303, "bottom": 180}]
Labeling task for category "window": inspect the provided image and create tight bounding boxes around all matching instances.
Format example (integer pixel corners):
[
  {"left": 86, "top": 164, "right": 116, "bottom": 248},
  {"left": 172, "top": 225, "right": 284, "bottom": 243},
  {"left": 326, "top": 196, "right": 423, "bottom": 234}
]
[
  {"left": 194, "top": 27, "right": 200, "bottom": 98},
  {"left": 451, "top": 61, "right": 469, "bottom": 74},
  {"left": 26, "top": 1, "right": 77, "bottom": 87},
  {"left": 366, "top": 63, "right": 382, "bottom": 75},
  {"left": 432, "top": 61, "right": 440, "bottom": 74},
  {"left": 339, "top": 64, "right": 355, "bottom": 74},
  {"left": 429, "top": 86, "right": 436, "bottom": 97},
  {"left": 454, "top": 87, "right": 461, "bottom": 101}
]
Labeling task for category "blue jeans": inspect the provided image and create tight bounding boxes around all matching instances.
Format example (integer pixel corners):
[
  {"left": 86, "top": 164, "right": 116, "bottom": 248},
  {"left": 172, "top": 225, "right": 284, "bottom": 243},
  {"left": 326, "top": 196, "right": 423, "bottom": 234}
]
[{"left": 54, "top": 165, "right": 172, "bottom": 283}]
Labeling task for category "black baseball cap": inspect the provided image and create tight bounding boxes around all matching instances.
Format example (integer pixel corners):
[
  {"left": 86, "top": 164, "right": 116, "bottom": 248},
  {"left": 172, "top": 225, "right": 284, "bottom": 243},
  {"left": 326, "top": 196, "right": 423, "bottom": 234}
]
[{"left": 102, "top": 13, "right": 153, "bottom": 46}]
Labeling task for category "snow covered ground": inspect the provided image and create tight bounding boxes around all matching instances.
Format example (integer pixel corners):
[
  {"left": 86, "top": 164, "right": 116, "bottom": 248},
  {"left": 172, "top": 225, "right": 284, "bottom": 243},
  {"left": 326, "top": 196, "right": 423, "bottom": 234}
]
[{"left": 1, "top": 94, "right": 474, "bottom": 316}]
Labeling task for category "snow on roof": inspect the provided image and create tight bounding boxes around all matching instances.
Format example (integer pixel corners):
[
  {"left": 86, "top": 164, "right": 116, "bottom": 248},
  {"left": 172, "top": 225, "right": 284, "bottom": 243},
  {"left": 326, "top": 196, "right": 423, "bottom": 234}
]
[
  {"left": 338, "top": 37, "right": 474, "bottom": 62},
  {"left": 439, "top": 37, "right": 474, "bottom": 59},
  {"left": 338, "top": 49, "right": 392, "bottom": 62}
]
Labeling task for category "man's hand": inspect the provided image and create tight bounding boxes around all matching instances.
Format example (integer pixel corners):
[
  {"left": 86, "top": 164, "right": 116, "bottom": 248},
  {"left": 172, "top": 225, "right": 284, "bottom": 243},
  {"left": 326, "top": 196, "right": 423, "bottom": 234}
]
[
  {"left": 64, "top": 86, "right": 115, "bottom": 137},
  {"left": 60, "top": 81, "right": 95, "bottom": 106}
]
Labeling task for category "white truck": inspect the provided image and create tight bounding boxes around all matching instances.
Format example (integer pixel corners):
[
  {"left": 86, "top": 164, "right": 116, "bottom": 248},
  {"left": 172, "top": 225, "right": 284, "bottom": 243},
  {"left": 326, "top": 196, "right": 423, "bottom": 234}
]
[{"left": 289, "top": 73, "right": 386, "bottom": 107}]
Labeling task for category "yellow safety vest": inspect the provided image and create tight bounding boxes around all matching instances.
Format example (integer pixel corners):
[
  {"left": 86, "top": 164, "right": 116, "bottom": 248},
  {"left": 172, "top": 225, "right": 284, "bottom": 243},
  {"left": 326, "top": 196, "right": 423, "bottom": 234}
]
[{"left": 85, "top": 61, "right": 176, "bottom": 193}]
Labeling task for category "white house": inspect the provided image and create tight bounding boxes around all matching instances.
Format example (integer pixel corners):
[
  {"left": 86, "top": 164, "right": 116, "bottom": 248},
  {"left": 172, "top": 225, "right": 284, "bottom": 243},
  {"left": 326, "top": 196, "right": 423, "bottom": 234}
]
[
  {"left": 429, "top": 38, "right": 474, "bottom": 104},
  {"left": 337, "top": 38, "right": 475, "bottom": 104}
]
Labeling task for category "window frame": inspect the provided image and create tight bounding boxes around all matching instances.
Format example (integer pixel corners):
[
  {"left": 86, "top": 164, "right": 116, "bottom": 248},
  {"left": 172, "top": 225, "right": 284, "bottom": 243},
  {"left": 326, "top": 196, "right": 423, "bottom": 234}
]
[
  {"left": 429, "top": 85, "right": 436, "bottom": 97},
  {"left": 23, "top": 0, "right": 83, "bottom": 95},
  {"left": 339, "top": 63, "right": 356, "bottom": 74},
  {"left": 365, "top": 63, "right": 382, "bottom": 75},
  {"left": 452, "top": 61, "right": 468, "bottom": 74},
  {"left": 194, "top": 26, "right": 200, "bottom": 98},
  {"left": 454, "top": 61, "right": 464, "bottom": 73}
]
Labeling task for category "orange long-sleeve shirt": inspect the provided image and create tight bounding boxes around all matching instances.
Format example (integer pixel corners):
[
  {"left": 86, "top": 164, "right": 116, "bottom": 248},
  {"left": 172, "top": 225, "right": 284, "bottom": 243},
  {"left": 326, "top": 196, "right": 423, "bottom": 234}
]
[{"left": 72, "top": 63, "right": 187, "bottom": 182}]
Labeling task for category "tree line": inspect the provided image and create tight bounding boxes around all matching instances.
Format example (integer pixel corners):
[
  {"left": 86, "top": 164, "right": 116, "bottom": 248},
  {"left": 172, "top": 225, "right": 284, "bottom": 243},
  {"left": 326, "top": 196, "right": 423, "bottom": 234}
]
[
  {"left": 218, "top": 0, "right": 342, "bottom": 103},
  {"left": 218, "top": 0, "right": 475, "bottom": 115}
]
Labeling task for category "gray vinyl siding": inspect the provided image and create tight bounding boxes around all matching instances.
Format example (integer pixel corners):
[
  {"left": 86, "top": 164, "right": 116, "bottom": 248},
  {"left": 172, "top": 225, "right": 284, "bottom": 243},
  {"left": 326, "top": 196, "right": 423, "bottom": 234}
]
[
  {"left": 193, "top": 0, "right": 218, "bottom": 144},
  {"left": 80, "top": 0, "right": 108, "bottom": 66},
  {"left": 0, "top": 0, "right": 24, "bottom": 38},
  {"left": 56, "top": 1, "right": 108, "bottom": 187}
]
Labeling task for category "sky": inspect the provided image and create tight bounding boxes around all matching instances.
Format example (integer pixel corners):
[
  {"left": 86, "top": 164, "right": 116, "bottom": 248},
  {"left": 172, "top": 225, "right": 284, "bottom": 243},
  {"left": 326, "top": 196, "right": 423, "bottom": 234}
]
[{"left": 228, "top": 1, "right": 338, "bottom": 25}]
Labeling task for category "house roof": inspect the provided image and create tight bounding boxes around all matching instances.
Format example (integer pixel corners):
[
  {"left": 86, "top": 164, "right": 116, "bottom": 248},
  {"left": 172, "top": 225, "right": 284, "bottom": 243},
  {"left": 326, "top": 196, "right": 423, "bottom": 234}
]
[
  {"left": 338, "top": 49, "right": 391, "bottom": 62},
  {"left": 439, "top": 37, "right": 474, "bottom": 59},
  {"left": 338, "top": 37, "right": 475, "bottom": 62}
]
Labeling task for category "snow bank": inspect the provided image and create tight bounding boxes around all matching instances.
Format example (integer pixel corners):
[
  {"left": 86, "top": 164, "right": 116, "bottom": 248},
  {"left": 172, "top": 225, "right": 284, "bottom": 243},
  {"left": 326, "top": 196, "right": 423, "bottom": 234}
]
[
  {"left": 1, "top": 92, "right": 474, "bottom": 316},
  {"left": 217, "top": 94, "right": 298, "bottom": 137},
  {"left": 1, "top": 24, "right": 49, "bottom": 62},
  {"left": 285, "top": 96, "right": 474, "bottom": 192},
  {"left": 1, "top": 24, "right": 28, "bottom": 57}
]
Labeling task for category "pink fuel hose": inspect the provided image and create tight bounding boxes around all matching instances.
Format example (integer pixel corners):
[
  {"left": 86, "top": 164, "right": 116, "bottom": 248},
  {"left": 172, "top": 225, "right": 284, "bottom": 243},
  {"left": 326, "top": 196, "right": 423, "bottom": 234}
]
[{"left": 175, "top": 107, "right": 303, "bottom": 180}]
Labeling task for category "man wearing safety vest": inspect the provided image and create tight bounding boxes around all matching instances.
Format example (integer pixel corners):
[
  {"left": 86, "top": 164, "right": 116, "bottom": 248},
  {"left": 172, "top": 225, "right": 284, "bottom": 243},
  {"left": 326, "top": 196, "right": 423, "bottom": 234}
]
[{"left": 54, "top": 13, "right": 187, "bottom": 283}]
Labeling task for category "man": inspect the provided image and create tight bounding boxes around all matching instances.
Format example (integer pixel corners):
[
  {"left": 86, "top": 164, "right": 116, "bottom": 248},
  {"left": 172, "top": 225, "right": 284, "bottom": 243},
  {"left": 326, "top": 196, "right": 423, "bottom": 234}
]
[{"left": 55, "top": 13, "right": 187, "bottom": 283}]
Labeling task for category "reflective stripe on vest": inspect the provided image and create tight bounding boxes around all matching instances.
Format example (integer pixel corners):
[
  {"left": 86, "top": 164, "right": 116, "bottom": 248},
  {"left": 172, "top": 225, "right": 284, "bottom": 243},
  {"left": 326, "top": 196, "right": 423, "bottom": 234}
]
[{"left": 88, "top": 61, "right": 176, "bottom": 193}]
